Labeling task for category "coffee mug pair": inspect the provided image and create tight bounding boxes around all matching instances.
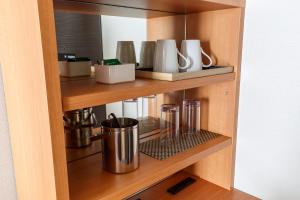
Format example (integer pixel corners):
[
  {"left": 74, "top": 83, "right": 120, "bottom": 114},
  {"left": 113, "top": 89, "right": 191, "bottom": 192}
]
[
  {"left": 154, "top": 39, "right": 212, "bottom": 73},
  {"left": 116, "top": 40, "right": 212, "bottom": 73},
  {"left": 116, "top": 41, "right": 156, "bottom": 69},
  {"left": 116, "top": 41, "right": 136, "bottom": 65}
]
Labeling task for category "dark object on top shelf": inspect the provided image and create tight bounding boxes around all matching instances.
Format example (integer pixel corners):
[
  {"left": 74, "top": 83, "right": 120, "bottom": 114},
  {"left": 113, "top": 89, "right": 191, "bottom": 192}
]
[
  {"left": 58, "top": 53, "right": 76, "bottom": 61},
  {"left": 58, "top": 53, "right": 91, "bottom": 62},
  {"left": 102, "top": 59, "right": 122, "bottom": 65},
  {"left": 136, "top": 67, "right": 154, "bottom": 72},
  {"left": 203, "top": 65, "right": 228, "bottom": 70},
  {"left": 66, "top": 57, "right": 91, "bottom": 62}
]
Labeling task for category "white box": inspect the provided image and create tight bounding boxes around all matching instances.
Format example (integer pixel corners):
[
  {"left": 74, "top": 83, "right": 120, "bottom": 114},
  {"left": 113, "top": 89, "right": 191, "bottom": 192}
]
[
  {"left": 95, "top": 64, "right": 135, "bottom": 84},
  {"left": 59, "top": 61, "right": 92, "bottom": 77}
]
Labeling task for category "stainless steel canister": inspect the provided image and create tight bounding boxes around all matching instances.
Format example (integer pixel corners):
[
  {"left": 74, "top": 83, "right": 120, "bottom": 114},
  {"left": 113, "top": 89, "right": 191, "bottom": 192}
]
[
  {"left": 64, "top": 108, "right": 96, "bottom": 148},
  {"left": 101, "top": 117, "right": 139, "bottom": 174}
]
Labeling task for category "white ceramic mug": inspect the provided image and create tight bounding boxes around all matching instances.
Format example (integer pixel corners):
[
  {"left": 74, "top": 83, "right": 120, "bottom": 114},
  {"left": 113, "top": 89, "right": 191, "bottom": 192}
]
[
  {"left": 116, "top": 41, "right": 136, "bottom": 64},
  {"left": 180, "top": 40, "right": 213, "bottom": 72},
  {"left": 154, "top": 40, "right": 190, "bottom": 73},
  {"left": 139, "top": 41, "right": 156, "bottom": 69}
]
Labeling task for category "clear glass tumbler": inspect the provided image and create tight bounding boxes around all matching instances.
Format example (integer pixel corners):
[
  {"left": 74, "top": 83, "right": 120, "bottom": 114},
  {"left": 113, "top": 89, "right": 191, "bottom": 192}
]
[
  {"left": 160, "top": 104, "right": 180, "bottom": 143},
  {"left": 182, "top": 99, "right": 200, "bottom": 134},
  {"left": 122, "top": 98, "right": 139, "bottom": 119},
  {"left": 141, "top": 95, "right": 157, "bottom": 127}
]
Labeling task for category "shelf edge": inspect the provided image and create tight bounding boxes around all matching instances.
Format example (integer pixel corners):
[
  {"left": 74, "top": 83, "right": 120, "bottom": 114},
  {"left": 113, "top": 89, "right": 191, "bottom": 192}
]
[
  {"left": 62, "top": 73, "right": 236, "bottom": 111},
  {"left": 97, "top": 137, "right": 232, "bottom": 200}
]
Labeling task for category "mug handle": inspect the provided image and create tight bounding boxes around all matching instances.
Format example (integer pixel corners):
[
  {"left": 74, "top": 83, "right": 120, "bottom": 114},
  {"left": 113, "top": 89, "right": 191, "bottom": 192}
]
[
  {"left": 201, "top": 49, "right": 213, "bottom": 68},
  {"left": 177, "top": 49, "right": 191, "bottom": 70}
]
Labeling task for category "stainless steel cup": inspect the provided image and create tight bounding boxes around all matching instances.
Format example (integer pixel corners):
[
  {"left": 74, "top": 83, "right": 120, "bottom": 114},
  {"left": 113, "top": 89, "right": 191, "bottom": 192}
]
[
  {"left": 101, "top": 117, "right": 139, "bottom": 174},
  {"left": 64, "top": 108, "right": 97, "bottom": 148}
]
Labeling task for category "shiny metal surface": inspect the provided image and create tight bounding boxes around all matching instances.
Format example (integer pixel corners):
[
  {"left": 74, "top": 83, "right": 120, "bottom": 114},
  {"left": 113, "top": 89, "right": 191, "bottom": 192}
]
[
  {"left": 64, "top": 125, "right": 92, "bottom": 148},
  {"left": 64, "top": 108, "right": 96, "bottom": 148},
  {"left": 101, "top": 118, "right": 139, "bottom": 174}
]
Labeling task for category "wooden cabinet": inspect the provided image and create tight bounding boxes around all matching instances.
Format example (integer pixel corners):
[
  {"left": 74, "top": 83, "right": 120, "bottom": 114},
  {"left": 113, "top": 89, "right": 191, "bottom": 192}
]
[{"left": 0, "top": 0, "right": 250, "bottom": 199}]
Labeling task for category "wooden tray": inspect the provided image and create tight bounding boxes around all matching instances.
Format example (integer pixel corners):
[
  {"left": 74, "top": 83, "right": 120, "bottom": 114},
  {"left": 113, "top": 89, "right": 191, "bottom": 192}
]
[{"left": 136, "top": 66, "right": 234, "bottom": 81}]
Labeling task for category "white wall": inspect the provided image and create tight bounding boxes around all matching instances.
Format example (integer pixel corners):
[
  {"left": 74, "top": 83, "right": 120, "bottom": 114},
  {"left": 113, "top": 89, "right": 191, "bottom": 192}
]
[
  {"left": 0, "top": 65, "right": 17, "bottom": 199},
  {"left": 235, "top": 0, "right": 300, "bottom": 199},
  {"left": 101, "top": 15, "right": 147, "bottom": 61}
]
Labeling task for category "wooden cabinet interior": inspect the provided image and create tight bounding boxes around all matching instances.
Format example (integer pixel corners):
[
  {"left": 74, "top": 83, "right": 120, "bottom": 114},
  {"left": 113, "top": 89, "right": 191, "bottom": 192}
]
[
  {"left": 0, "top": 0, "right": 245, "bottom": 199},
  {"left": 68, "top": 136, "right": 232, "bottom": 200},
  {"left": 128, "top": 171, "right": 259, "bottom": 200},
  {"left": 60, "top": 74, "right": 235, "bottom": 111},
  {"left": 61, "top": 1, "right": 245, "bottom": 198},
  {"left": 148, "top": 8, "right": 244, "bottom": 189}
]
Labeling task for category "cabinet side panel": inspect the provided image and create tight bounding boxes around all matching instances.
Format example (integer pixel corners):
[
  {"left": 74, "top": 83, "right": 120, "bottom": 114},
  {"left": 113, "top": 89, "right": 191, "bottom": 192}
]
[
  {"left": 185, "top": 8, "right": 245, "bottom": 189},
  {"left": 0, "top": 0, "right": 58, "bottom": 199},
  {"left": 185, "top": 145, "right": 233, "bottom": 189},
  {"left": 37, "top": 0, "right": 69, "bottom": 199},
  {"left": 147, "top": 15, "right": 185, "bottom": 46}
]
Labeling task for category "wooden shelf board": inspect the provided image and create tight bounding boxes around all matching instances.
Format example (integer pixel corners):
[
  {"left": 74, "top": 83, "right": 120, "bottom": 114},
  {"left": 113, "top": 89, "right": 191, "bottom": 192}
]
[
  {"left": 61, "top": 73, "right": 235, "bottom": 111},
  {"left": 128, "top": 171, "right": 259, "bottom": 200},
  {"left": 54, "top": 0, "right": 244, "bottom": 18},
  {"left": 66, "top": 139, "right": 101, "bottom": 163},
  {"left": 68, "top": 135, "right": 231, "bottom": 200},
  {"left": 54, "top": 0, "right": 175, "bottom": 18}
]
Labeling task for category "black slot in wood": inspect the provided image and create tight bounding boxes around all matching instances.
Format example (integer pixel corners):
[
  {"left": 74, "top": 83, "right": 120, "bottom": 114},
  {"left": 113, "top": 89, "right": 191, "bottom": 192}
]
[{"left": 166, "top": 177, "right": 196, "bottom": 195}]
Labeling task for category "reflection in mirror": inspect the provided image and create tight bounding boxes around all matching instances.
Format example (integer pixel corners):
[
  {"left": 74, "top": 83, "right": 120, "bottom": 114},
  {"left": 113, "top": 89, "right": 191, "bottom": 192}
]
[
  {"left": 101, "top": 15, "right": 147, "bottom": 120},
  {"left": 101, "top": 15, "right": 147, "bottom": 68},
  {"left": 55, "top": 12, "right": 188, "bottom": 163},
  {"left": 55, "top": 11, "right": 102, "bottom": 64},
  {"left": 101, "top": 16, "right": 161, "bottom": 160}
]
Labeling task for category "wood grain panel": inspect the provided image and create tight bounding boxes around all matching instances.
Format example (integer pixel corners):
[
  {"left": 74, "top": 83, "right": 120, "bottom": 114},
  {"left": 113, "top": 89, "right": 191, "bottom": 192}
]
[
  {"left": 147, "top": 15, "right": 185, "bottom": 46},
  {"left": 186, "top": 81, "right": 237, "bottom": 136},
  {"left": 61, "top": 74, "right": 235, "bottom": 111},
  {"left": 68, "top": 136, "right": 231, "bottom": 200},
  {"left": 0, "top": 0, "right": 61, "bottom": 199},
  {"left": 185, "top": 145, "right": 233, "bottom": 189},
  {"left": 128, "top": 171, "right": 259, "bottom": 200},
  {"left": 184, "top": 8, "right": 245, "bottom": 189},
  {"left": 37, "top": 1, "right": 70, "bottom": 199}
]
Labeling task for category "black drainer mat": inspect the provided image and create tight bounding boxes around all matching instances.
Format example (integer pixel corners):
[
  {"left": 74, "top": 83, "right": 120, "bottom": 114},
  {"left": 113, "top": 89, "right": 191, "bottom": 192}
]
[{"left": 140, "top": 130, "right": 220, "bottom": 160}]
